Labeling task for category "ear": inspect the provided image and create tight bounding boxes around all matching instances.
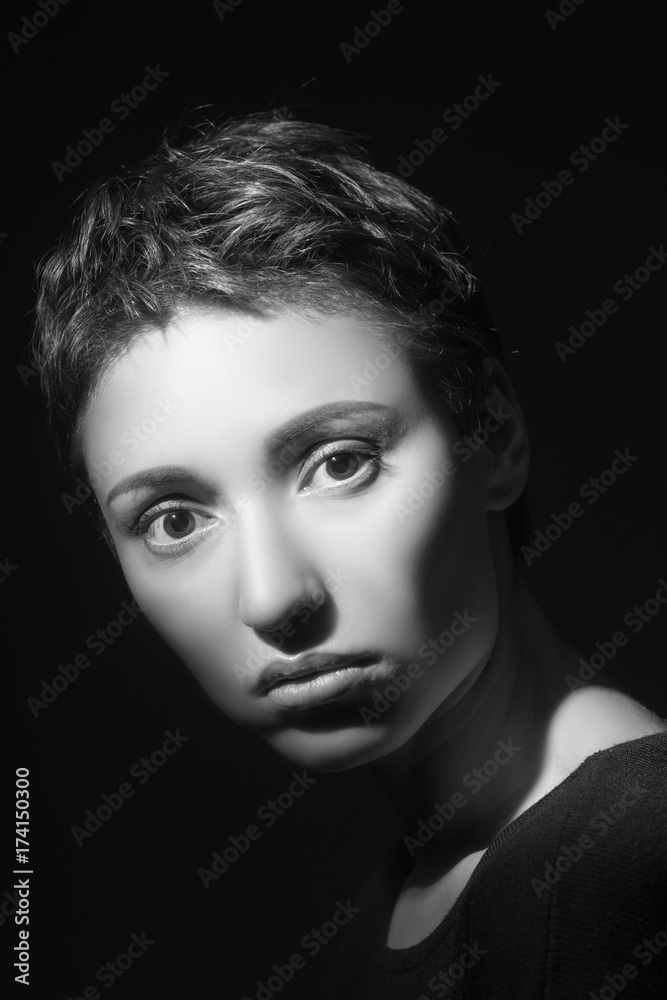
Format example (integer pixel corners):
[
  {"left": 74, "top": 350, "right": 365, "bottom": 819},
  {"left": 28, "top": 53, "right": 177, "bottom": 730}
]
[{"left": 477, "top": 358, "right": 529, "bottom": 511}]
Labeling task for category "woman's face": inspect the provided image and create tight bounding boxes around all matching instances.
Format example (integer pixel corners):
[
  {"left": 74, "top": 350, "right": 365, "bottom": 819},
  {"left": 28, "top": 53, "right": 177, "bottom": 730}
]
[{"left": 84, "top": 306, "right": 500, "bottom": 770}]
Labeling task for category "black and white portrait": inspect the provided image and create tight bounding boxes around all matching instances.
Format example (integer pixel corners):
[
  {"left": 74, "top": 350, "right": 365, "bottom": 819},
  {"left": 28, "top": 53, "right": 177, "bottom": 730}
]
[{"left": 8, "top": 2, "right": 667, "bottom": 997}]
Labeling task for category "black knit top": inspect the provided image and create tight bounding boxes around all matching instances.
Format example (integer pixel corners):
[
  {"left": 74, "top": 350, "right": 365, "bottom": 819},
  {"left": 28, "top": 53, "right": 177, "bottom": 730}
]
[{"left": 333, "top": 730, "right": 667, "bottom": 998}]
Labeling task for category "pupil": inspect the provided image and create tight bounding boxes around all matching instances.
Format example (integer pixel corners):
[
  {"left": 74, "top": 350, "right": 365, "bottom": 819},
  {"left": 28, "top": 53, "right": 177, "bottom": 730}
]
[
  {"left": 327, "top": 453, "right": 358, "bottom": 479},
  {"left": 164, "top": 511, "right": 193, "bottom": 538}
]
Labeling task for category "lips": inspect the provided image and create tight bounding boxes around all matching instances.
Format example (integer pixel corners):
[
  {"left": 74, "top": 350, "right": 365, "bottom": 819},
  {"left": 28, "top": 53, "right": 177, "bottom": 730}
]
[{"left": 257, "top": 653, "right": 376, "bottom": 695}]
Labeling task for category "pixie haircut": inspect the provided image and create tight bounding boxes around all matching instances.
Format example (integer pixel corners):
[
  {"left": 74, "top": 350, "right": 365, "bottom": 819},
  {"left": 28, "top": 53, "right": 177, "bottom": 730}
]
[{"left": 32, "top": 108, "right": 528, "bottom": 549}]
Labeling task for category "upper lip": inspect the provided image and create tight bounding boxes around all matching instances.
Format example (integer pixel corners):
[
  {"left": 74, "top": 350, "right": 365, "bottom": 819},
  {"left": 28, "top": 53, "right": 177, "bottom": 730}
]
[{"left": 257, "top": 653, "right": 375, "bottom": 694}]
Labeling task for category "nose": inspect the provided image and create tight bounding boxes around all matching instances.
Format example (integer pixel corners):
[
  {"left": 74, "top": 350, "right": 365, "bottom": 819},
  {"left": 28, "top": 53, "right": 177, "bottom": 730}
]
[{"left": 235, "top": 498, "right": 325, "bottom": 637}]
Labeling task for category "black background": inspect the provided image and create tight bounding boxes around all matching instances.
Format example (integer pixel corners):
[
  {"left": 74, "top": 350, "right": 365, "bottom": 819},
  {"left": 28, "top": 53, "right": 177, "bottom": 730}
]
[{"left": 5, "top": 0, "right": 666, "bottom": 997}]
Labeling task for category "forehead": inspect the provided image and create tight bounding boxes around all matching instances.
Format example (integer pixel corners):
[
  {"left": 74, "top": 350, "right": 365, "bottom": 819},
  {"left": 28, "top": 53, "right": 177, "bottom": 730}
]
[{"left": 82, "top": 307, "right": 426, "bottom": 475}]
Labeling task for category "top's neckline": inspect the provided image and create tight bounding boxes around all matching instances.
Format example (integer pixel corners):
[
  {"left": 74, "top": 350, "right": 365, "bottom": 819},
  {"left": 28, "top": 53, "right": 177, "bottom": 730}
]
[{"left": 379, "top": 727, "right": 667, "bottom": 971}]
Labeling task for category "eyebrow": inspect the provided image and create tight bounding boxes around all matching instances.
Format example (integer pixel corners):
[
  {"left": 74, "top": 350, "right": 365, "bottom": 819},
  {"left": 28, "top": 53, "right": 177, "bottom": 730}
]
[
  {"left": 264, "top": 400, "right": 400, "bottom": 454},
  {"left": 105, "top": 401, "right": 401, "bottom": 506}
]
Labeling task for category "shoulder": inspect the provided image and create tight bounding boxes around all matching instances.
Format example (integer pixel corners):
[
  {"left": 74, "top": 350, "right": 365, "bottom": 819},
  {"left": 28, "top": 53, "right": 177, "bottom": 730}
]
[
  {"left": 530, "top": 726, "right": 667, "bottom": 890},
  {"left": 547, "top": 683, "right": 667, "bottom": 777},
  {"left": 489, "top": 724, "right": 667, "bottom": 891},
  {"left": 465, "top": 728, "right": 667, "bottom": 994}
]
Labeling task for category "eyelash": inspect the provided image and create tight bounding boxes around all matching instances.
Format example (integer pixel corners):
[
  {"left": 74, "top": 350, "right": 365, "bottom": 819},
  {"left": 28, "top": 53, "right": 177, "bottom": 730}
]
[
  {"left": 300, "top": 440, "right": 384, "bottom": 491},
  {"left": 126, "top": 440, "right": 386, "bottom": 555},
  {"left": 128, "top": 500, "right": 216, "bottom": 553}
]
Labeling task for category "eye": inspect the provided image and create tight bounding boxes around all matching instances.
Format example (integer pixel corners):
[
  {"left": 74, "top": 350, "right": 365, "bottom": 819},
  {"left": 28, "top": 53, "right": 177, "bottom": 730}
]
[
  {"left": 130, "top": 500, "right": 219, "bottom": 555},
  {"left": 323, "top": 452, "right": 361, "bottom": 479},
  {"left": 154, "top": 509, "right": 197, "bottom": 541},
  {"left": 300, "top": 442, "right": 383, "bottom": 492}
]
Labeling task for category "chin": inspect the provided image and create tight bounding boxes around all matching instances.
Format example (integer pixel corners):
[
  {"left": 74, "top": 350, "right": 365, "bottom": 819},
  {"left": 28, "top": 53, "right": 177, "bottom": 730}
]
[{"left": 264, "top": 713, "right": 410, "bottom": 773}]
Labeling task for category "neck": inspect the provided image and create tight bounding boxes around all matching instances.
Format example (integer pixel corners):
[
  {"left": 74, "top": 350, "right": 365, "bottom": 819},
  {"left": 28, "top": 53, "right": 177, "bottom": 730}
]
[{"left": 369, "top": 514, "right": 580, "bottom": 876}]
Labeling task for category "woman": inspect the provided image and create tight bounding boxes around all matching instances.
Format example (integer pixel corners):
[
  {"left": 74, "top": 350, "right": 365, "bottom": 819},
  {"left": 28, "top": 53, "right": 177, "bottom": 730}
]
[{"left": 32, "top": 109, "right": 667, "bottom": 997}]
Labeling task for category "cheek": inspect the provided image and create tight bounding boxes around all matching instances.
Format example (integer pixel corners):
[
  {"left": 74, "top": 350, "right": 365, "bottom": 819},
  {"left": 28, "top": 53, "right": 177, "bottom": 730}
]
[
  {"left": 341, "top": 457, "right": 500, "bottom": 721},
  {"left": 116, "top": 543, "right": 264, "bottom": 719},
  {"left": 312, "top": 453, "right": 495, "bottom": 649}
]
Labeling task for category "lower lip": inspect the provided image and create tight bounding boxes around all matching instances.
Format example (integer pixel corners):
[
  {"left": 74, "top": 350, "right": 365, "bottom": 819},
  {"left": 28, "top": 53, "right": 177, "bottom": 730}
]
[{"left": 265, "top": 663, "right": 374, "bottom": 710}]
